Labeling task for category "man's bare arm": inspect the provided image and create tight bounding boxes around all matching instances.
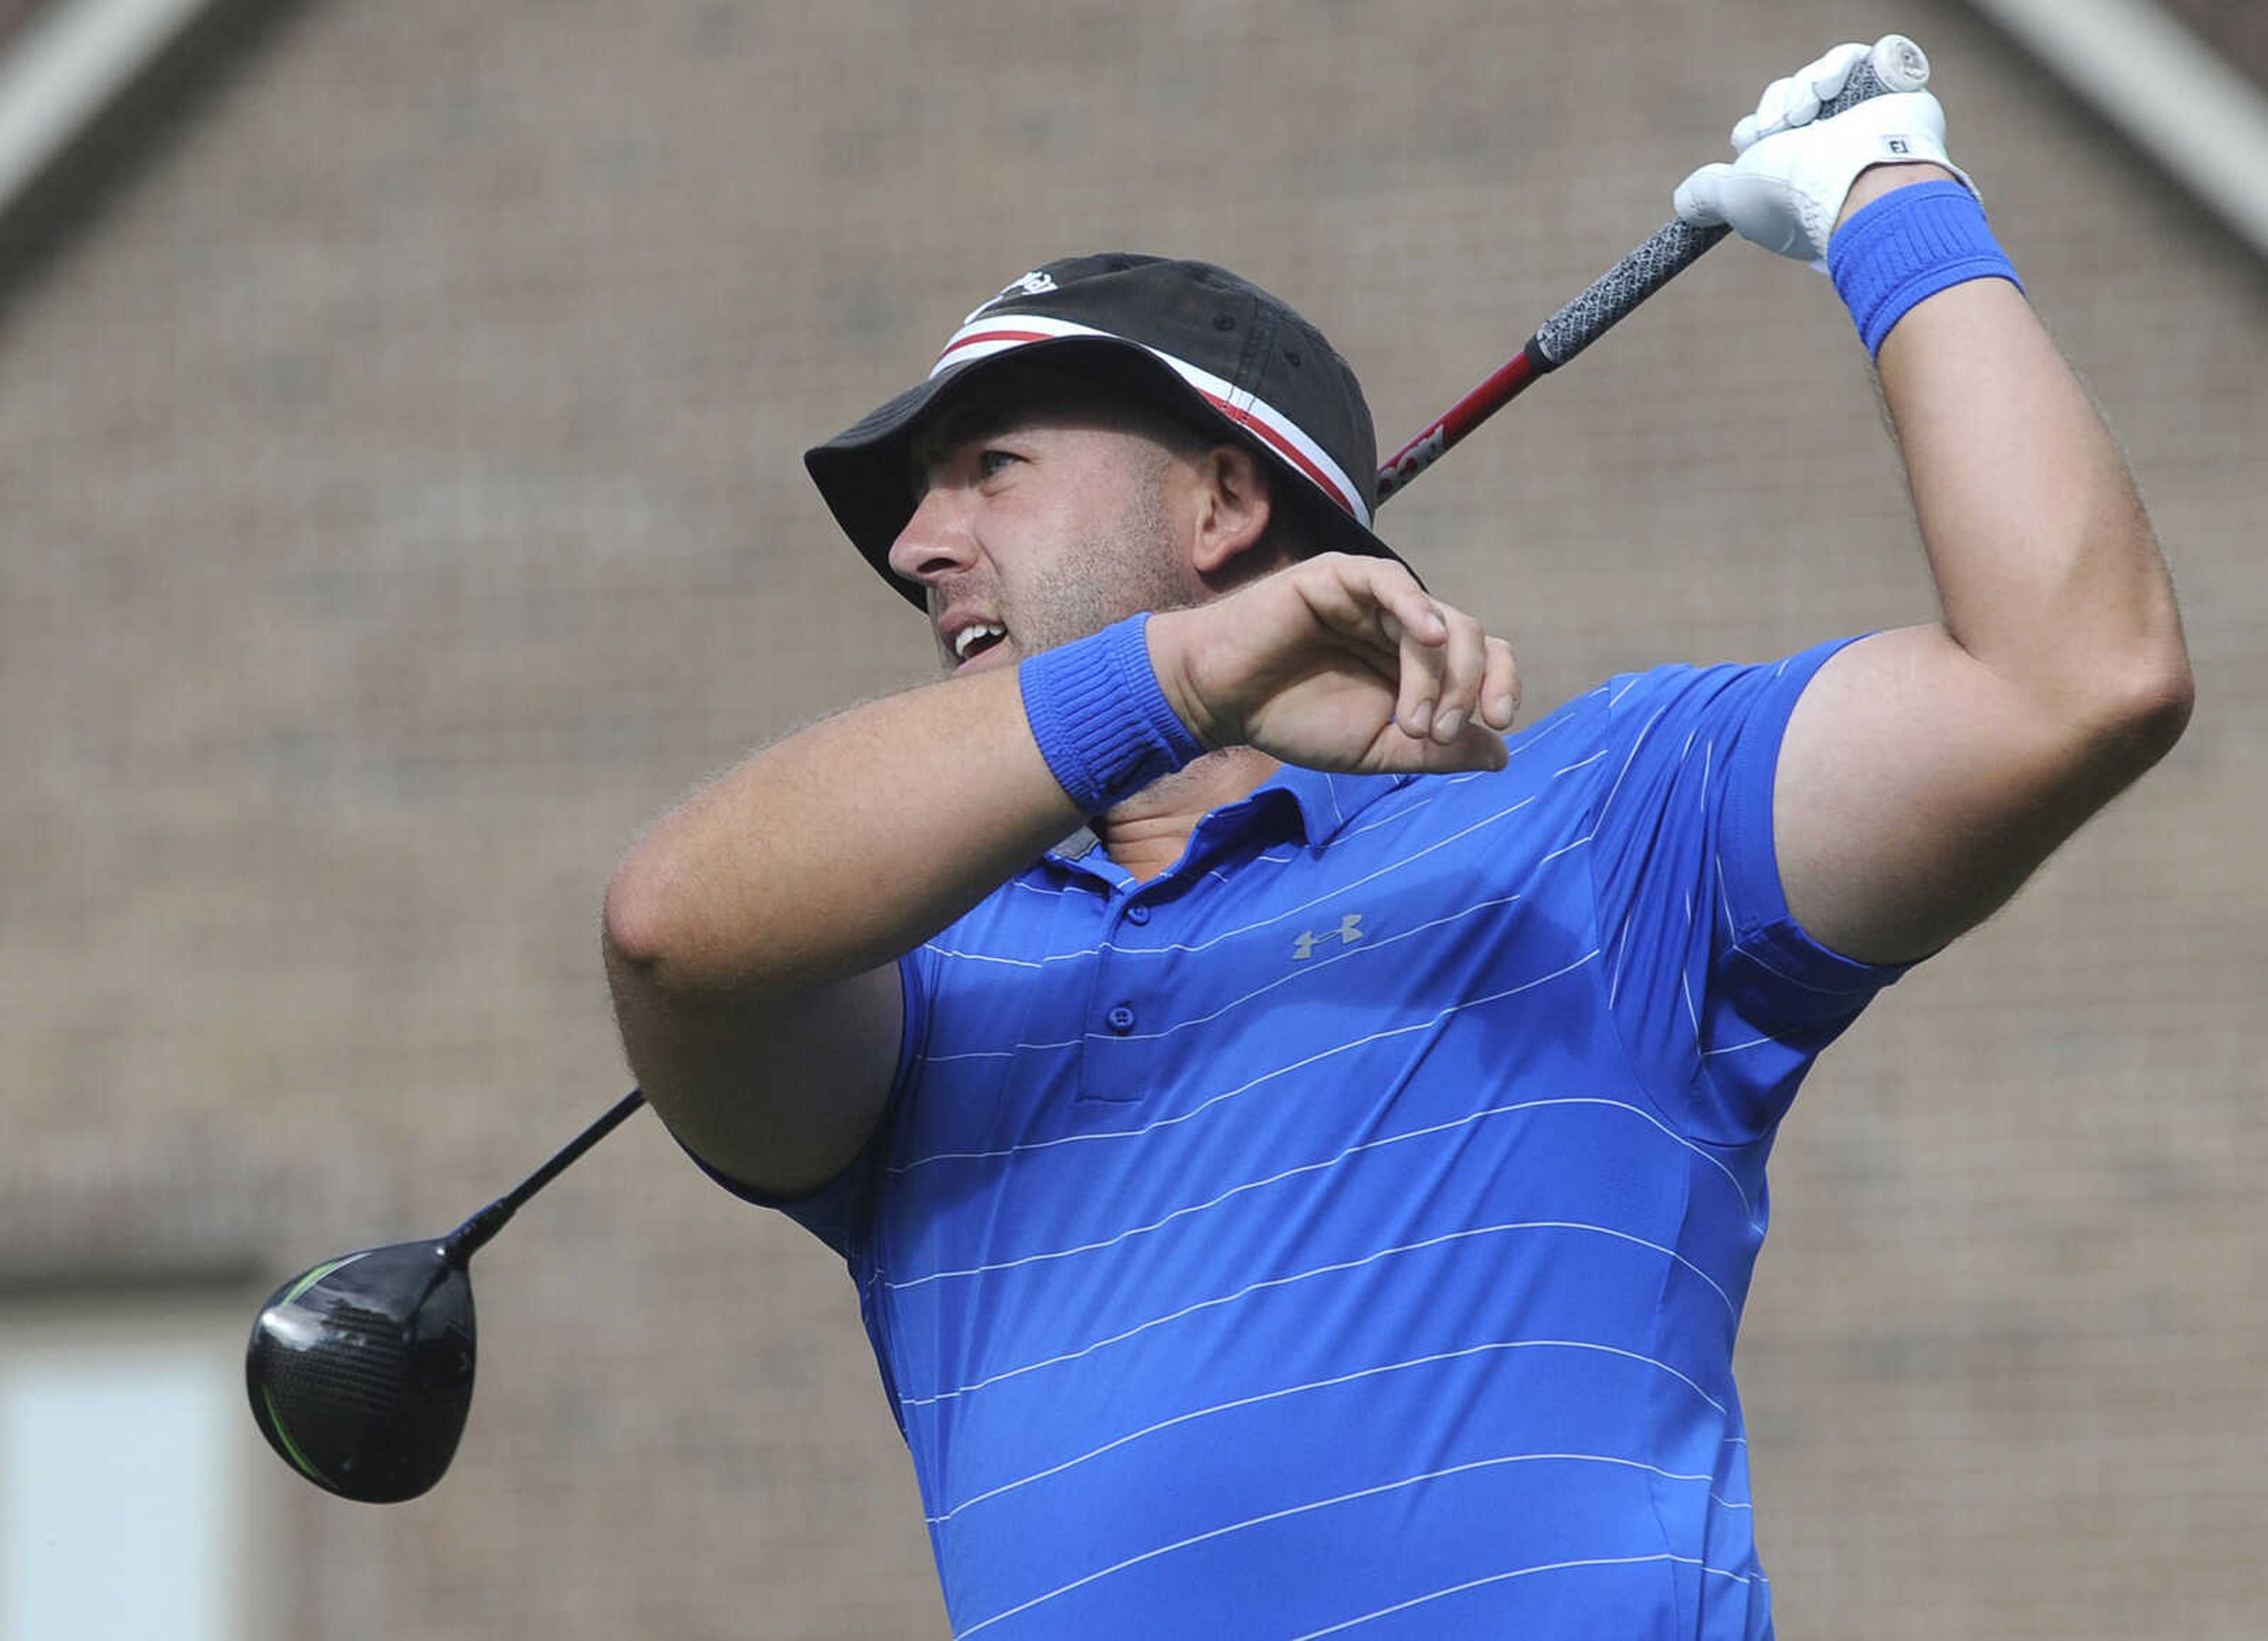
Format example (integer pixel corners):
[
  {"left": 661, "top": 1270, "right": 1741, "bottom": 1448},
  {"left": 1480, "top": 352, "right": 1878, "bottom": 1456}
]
[
  {"left": 604, "top": 662, "right": 1082, "bottom": 1195},
  {"left": 605, "top": 553, "right": 1514, "bottom": 1195},
  {"left": 1772, "top": 165, "right": 2193, "bottom": 964}
]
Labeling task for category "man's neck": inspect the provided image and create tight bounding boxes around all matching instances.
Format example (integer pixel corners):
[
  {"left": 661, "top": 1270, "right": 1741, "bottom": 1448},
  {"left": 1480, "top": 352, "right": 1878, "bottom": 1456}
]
[{"left": 1096, "top": 746, "right": 1282, "bottom": 883}]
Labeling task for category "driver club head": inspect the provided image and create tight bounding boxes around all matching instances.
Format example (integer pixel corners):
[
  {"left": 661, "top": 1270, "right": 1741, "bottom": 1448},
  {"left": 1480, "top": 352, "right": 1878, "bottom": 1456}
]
[{"left": 246, "top": 1239, "right": 477, "bottom": 1503}]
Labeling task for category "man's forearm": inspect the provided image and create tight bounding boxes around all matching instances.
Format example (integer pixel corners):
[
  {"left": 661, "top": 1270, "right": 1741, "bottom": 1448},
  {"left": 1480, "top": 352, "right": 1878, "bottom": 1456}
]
[
  {"left": 604, "top": 663, "right": 1081, "bottom": 998},
  {"left": 602, "top": 661, "right": 1095, "bottom": 1196},
  {"left": 1857, "top": 168, "right": 2192, "bottom": 738}
]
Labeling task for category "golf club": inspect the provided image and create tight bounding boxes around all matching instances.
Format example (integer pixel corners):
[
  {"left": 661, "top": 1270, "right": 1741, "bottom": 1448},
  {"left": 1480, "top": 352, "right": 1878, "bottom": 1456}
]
[
  {"left": 245, "top": 1087, "right": 647, "bottom": 1503},
  {"left": 243, "top": 33, "right": 1930, "bottom": 1507},
  {"left": 1376, "top": 32, "right": 1929, "bottom": 500}
]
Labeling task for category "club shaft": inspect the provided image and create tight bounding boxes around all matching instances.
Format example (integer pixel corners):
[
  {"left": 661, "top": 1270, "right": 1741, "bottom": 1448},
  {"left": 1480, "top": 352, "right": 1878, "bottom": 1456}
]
[
  {"left": 442, "top": 1088, "right": 649, "bottom": 1262},
  {"left": 1375, "top": 38, "right": 1923, "bottom": 503}
]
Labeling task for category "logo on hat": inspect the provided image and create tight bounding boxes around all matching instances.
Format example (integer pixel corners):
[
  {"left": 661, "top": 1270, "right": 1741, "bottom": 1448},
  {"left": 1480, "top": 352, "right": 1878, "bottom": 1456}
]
[{"left": 963, "top": 270, "right": 1061, "bottom": 324}]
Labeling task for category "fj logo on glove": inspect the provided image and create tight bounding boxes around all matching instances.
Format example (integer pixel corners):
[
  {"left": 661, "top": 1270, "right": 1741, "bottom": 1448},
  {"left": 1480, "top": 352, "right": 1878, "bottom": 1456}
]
[
  {"left": 1293, "top": 914, "right": 1366, "bottom": 961},
  {"left": 1887, "top": 137, "right": 1911, "bottom": 154}
]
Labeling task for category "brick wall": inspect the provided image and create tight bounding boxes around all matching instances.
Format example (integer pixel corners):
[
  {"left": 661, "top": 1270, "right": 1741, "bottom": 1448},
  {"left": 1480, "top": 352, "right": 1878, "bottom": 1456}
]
[{"left": 2, "top": 2, "right": 2260, "bottom": 1636}]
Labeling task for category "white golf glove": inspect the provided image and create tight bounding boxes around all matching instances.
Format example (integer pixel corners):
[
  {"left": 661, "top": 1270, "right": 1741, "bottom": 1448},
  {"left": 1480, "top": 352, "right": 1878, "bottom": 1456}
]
[{"left": 1673, "top": 42, "right": 1973, "bottom": 267}]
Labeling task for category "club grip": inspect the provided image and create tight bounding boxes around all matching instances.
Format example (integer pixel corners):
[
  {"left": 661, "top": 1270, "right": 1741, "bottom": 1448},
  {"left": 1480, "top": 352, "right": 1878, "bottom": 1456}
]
[
  {"left": 1527, "top": 35, "right": 1929, "bottom": 371},
  {"left": 1374, "top": 37, "right": 1931, "bottom": 505}
]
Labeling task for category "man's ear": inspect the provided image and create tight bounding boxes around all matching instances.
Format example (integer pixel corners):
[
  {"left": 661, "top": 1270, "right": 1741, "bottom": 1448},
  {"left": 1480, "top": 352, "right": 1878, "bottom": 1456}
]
[{"left": 1187, "top": 443, "right": 1276, "bottom": 578}]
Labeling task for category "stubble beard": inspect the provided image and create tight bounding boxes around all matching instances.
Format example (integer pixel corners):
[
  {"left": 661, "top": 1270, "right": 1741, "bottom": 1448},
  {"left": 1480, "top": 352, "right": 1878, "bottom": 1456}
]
[{"left": 1008, "top": 456, "right": 1201, "bottom": 660}]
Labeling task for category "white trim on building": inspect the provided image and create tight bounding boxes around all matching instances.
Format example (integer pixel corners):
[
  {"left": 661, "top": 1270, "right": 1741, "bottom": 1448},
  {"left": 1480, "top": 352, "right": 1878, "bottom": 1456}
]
[
  {"left": 0, "top": 0, "right": 214, "bottom": 211},
  {"left": 1970, "top": 0, "right": 2268, "bottom": 260}
]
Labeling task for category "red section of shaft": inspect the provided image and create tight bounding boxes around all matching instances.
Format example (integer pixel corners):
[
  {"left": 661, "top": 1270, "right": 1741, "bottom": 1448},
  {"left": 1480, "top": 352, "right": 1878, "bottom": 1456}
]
[{"left": 1374, "top": 344, "right": 1544, "bottom": 504}]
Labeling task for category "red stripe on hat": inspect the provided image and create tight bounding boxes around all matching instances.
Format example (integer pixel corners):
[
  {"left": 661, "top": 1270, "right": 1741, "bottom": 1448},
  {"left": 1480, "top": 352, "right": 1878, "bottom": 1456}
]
[
  {"left": 930, "top": 323, "right": 1362, "bottom": 521},
  {"left": 1199, "top": 392, "right": 1359, "bottom": 519},
  {"left": 934, "top": 328, "right": 1058, "bottom": 364}
]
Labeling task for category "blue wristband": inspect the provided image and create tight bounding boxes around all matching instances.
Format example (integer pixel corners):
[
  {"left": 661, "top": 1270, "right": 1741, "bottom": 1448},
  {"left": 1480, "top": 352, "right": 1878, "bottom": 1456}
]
[
  {"left": 1019, "top": 614, "right": 1205, "bottom": 815},
  {"left": 1829, "top": 179, "right": 2023, "bottom": 357}
]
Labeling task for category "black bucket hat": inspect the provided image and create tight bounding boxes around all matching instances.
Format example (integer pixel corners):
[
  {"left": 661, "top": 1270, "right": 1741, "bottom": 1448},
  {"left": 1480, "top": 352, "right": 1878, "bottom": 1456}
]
[{"left": 804, "top": 253, "right": 1407, "bottom": 609}]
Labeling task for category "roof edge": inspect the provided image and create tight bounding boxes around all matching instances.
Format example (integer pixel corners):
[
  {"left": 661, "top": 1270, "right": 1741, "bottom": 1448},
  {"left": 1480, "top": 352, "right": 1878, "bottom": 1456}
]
[
  {"left": 1968, "top": 0, "right": 2268, "bottom": 262},
  {"left": 0, "top": 0, "right": 215, "bottom": 210}
]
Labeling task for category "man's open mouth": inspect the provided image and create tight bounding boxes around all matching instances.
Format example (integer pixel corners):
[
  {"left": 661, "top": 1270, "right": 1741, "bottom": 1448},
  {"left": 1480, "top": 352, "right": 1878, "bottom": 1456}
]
[{"left": 953, "top": 623, "right": 1008, "bottom": 664}]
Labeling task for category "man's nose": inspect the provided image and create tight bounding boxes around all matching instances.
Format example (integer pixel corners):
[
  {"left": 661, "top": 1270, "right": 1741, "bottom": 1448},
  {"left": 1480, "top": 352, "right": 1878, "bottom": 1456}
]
[{"left": 887, "top": 487, "right": 979, "bottom": 586}]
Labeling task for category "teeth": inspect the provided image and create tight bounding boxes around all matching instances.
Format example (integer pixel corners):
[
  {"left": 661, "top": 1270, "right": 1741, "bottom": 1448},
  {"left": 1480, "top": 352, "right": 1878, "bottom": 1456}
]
[{"left": 953, "top": 623, "right": 1006, "bottom": 661}]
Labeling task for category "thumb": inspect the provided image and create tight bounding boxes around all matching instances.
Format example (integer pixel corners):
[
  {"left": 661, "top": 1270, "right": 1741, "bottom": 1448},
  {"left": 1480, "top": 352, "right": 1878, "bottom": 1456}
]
[
  {"left": 1673, "top": 162, "right": 1736, "bottom": 227},
  {"left": 1677, "top": 162, "right": 1821, "bottom": 261}
]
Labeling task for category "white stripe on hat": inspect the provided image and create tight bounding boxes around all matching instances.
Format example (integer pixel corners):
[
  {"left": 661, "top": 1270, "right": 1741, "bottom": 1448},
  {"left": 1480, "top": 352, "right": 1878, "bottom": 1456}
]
[{"left": 928, "top": 314, "right": 1371, "bottom": 527}]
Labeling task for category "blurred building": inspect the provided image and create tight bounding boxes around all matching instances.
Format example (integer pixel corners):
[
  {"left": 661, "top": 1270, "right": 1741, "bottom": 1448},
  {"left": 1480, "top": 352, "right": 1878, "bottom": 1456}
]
[{"left": 1, "top": 2, "right": 2261, "bottom": 1637}]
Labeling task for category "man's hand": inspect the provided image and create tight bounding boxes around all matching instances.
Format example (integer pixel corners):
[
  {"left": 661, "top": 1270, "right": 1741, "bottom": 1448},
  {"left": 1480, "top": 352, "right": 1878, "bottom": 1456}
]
[
  {"left": 1674, "top": 41, "right": 1971, "bottom": 264},
  {"left": 1148, "top": 553, "right": 1518, "bottom": 775}
]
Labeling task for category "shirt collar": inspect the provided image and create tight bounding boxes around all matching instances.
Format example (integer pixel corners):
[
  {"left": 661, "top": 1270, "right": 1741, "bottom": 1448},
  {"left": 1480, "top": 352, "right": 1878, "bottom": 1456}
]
[
  {"left": 1238, "top": 764, "right": 1418, "bottom": 850},
  {"left": 1041, "top": 765, "right": 1418, "bottom": 878}
]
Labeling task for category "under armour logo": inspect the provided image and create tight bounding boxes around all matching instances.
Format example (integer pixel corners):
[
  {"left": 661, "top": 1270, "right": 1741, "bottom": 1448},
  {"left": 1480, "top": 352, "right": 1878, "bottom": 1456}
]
[
  {"left": 1293, "top": 914, "right": 1366, "bottom": 961},
  {"left": 963, "top": 270, "right": 1058, "bottom": 323}
]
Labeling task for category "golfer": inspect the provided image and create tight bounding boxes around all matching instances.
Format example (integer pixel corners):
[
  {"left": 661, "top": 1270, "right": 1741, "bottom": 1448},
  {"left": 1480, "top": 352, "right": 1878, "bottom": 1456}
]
[{"left": 604, "top": 41, "right": 2190, "bottom": 1638}]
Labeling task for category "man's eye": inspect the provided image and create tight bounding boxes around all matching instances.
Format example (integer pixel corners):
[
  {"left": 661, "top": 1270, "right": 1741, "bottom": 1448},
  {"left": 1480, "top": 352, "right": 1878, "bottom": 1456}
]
[{"left": 977, "top": 449, "right": 1018, "bottom": 479}]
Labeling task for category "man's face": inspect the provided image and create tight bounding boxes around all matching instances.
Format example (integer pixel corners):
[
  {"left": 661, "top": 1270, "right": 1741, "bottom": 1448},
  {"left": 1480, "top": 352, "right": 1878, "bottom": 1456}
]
[{"left": 889, "top": 398, "right": 1208, "bottom": 677}]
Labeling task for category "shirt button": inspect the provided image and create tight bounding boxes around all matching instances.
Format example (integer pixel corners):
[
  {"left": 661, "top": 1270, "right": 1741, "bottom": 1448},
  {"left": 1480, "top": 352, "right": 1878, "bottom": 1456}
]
[
  {"left": 1106, "top": 1004, "right": 1137, "bottom": 1035},
  {"left": 1125, "top": 903, "right": 1151, "bottom": 925}
]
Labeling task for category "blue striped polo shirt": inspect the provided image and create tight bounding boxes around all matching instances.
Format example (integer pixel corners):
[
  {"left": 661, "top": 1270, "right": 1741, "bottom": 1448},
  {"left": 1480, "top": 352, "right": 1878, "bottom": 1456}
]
[{"left": 712, "top": 635, "right": 1908, "bottom": 1639}]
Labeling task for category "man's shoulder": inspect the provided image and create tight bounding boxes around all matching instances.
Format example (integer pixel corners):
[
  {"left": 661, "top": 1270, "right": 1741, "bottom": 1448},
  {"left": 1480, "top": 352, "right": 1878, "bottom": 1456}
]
[
  {"left": 1492, "top": 642, "right": 1871, "bottom": 782},
  {"left": 1360, "top": 654, "right": 1792, "bottom": 838}
]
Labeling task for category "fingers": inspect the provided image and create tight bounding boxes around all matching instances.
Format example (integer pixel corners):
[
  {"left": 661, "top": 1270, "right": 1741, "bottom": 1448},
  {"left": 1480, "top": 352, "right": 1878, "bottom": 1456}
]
[
  {"left": 1337, "top": 559, "right": 1514, "bottom": 755},
  {"left": 1275, "top": 553, "right": 1519, "bottom": 776},
  {"left": 1731, "top": 42, "right": 1871, "bottom": 151},
  {"left": 1439, "top": 632, "right": 1519, "bottom": 769},
  {"left": 1389, "top": 601, "right": 1462, "bottom": 743},
  {"left": 1344, "top": 567, "right": 1441, "bottom": 737},
  {"left": 1481, "top": 634, "right": 1520, "bottom": 732},
  {"left": 1731, "top": 79, "right": 1799, "bottom": 153},
  {"left": 1387, "top": 606, "right": 1443, "bottom": 739},
  {"left": 1428, "top": 605, "right": 1488, "bottom": 743},
  {"left": 1804, "top": 41, "right": 1872, "bottom": 105},
  {"left": 1352, "top": 565, "right": 1459, "bottom": 744}
]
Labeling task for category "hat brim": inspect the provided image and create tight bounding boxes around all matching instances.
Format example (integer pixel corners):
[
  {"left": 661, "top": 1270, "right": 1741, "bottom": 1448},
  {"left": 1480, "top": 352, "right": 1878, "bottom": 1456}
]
[{"left": 804, "top": 335, "right": 1406, "bottom": 610}]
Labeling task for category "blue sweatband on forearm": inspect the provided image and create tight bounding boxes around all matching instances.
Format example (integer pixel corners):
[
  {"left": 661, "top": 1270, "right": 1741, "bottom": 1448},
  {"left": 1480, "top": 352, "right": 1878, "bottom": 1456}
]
[
  {"left": 1019, "top": 614, "right": 1205, "bottom": 815},
  {"left": 1829, "top": 179, "right": 2023, "bottom": 358}
]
